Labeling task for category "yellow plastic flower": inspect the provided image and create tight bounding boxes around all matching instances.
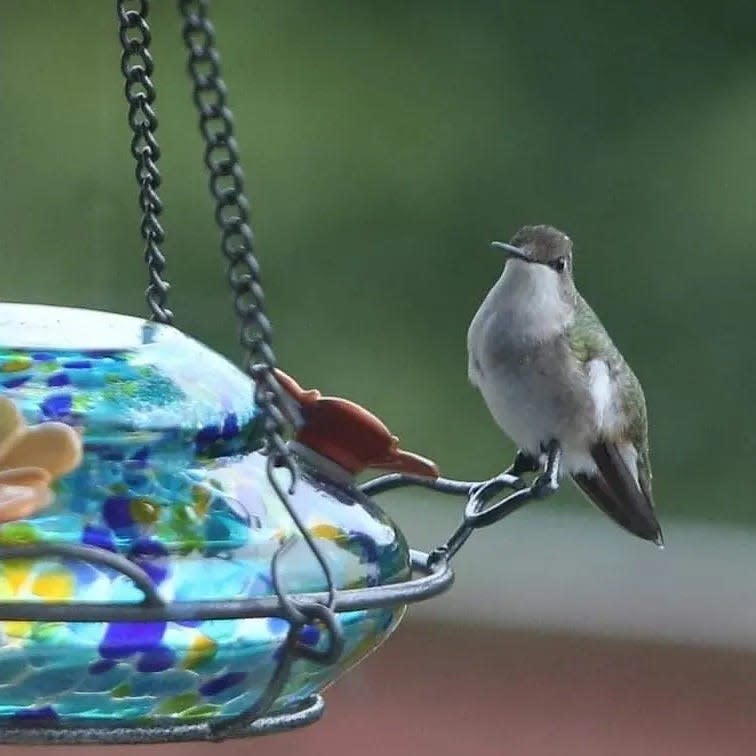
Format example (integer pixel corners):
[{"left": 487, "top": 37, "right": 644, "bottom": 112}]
[{"left": 0, "top": 397, "right": 82, "bottom": 523}]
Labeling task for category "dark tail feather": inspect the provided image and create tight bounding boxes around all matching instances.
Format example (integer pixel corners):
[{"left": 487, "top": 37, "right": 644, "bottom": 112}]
[{"left": 572, "top": 442, "right": 662, "bottom": 544}]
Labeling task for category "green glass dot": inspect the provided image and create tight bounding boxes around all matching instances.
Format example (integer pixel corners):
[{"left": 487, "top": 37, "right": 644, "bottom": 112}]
[
  {"left": 182, "top": 704, "right": 221, "bottom": 720},
  {"left": 154, "top": 692, "right": 200, "bottom": 716},
  {"left": 30, "top": 622, "right": 65, "bottom": 644},
  {"left": 111, "top": 682, "right": 133, "bottom": 699},
  {"left": 0, "top": 523, "right": 41, "bottom": 545}
]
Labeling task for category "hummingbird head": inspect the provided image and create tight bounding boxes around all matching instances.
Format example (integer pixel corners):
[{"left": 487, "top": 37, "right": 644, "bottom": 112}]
[
  {"left": 490, "top": 225, "right": 577, "bottom": 329},
  {"left": 492, "top": 225, "right": 573, "bottom": 275}
]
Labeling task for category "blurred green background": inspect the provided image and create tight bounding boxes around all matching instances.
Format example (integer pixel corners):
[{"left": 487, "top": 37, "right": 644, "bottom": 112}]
[{"left": 1, "top": 0, "right": 753, "bottom": 526}]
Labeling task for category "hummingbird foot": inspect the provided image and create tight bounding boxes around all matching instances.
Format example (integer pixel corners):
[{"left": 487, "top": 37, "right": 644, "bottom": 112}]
[
  {"left": 505, "top": 449, "right": 540, "bottom": 480},
  {"left": 530, "top": 440, "right": 562, "bottom": 499}
]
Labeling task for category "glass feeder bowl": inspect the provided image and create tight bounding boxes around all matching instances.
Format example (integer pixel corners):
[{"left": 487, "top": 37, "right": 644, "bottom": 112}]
[{"left": 0, "top": 303, "right": 435, "bottom": 731}]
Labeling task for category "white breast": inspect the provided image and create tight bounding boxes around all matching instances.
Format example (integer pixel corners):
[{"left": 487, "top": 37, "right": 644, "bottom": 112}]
[
  {"left": 494, "top": 260, "right": 571, "bottom": 342},
  {"left": 467, "top": 260, "right": 602, "bottom": 475}
]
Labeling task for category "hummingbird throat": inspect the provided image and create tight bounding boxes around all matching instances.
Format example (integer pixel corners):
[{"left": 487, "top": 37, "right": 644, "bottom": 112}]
[{"left": 498, "top": 259, "right": 572, "bottom": 341}]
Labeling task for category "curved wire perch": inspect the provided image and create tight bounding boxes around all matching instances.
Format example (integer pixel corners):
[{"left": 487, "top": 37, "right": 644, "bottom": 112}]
[
  {"left": 363, "top": 441, "right": 563, "bottom": 564},
  {"left": 360, "top": 471, "right": 522, "bottom": 498}
]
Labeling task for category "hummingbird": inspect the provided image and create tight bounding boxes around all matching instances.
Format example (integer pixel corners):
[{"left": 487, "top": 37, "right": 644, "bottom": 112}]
[{"left": 467, "top": 224, "right": 661, "bottom": 544}]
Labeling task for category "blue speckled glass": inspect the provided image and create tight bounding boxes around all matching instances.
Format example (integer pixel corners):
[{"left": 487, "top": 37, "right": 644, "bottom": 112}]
[{"left": 0, "top": 304, "right": 409, "bottom": 726}]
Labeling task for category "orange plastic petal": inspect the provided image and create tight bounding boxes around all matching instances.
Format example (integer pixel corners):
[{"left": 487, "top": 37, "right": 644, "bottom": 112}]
[
  {"left": 0, "top": 485, "right": 51, "bottom": 523},
  {"left": 1, "top": 423, "right": 82, "bottom": 479},
  {"left": 0, "top": 466, "right": 51, "bottom": 488},
  {"left": 0, "top": 398, "right": 25, "bottom": 463}
]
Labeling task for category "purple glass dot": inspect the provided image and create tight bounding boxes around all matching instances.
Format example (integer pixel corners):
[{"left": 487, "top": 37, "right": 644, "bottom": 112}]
[
  {"left": 100, "top": 622, "right": 166, "bottom": 660},
  {"left": 103, "top": 496, "right": 134, "bottom": 529},
  {"left": 82, "top": 524, "right": 117, "bottom": 553},
  {"left": 47, "top": 372, "right": 71, "bottom": 387},
  {"left": 129, "top": 538, "right": 168, "bottom": 559},
  {"left": 128, "top": 538, "right": 169, "bottom": 585},
  {"left": 222, "top": 413, "right": 239, "bottom": 440},
  {"left": 41, "top": 393, "right": 72, "bottom": 420},
  {"left": 2, "top": 376, "right": 29, "bottom": 389},
  {"left": 298, "top": 624, "right": 321, "bottom": 647},
  {"left": 62, "top": 359, "right": 92, "bottom": 369},
  {"left": 11, "top": 706, "right": 59, "bottom": 723},
  {"left": 137, "top": 646, "right": 176, "bottom": 673},
  {"left": 196, "top": 424, "right": 220, "bottom": 450},
  {"left": 199, "top": 671, "right": 247, "bottom": 697},
  {"left": 348, "top": 531, "right": 379, "bottom": 563}
]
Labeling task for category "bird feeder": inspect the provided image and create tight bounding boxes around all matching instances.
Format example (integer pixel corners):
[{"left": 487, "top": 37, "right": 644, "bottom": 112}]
[{"left": 0, "top": 0, "right": 551, "bottom": 744}]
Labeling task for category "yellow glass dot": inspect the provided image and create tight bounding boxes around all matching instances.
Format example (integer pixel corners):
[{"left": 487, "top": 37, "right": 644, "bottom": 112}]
[
  {"left": 2, "top": 561, "right": 32, "bottom": 593},
  {"left": 310, "top": 523, "right": 345, "bottom": 542},
  {"left": 130, "top": 498, "right": 159, "bottom": 525},
  {"left": 191, "top": 485, "right": 211, "bottom": 517},
  {"left": 182, "top": 633, "right": 217, "bottom": 670},
  {"left": 31, "top": 570, "right": 74, "bottom": 600},
  {"left": 3, "top": 621, "right": 32, "bottom": 638},
  {"left": 1, "top": 357, "right": 32, "bottom": 373}
]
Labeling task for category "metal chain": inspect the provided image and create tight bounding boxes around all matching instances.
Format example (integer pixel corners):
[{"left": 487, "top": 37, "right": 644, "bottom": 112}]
[
  {"left": 177, "top": 3, "right": 339, "bottom": 621},
  {"left": 116, "top": 0, "right": 173, "bottom": 325}
]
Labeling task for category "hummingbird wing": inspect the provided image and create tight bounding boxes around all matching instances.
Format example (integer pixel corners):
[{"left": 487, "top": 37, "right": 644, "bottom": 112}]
[
  {"left": 573, "top": 442, "right": 661, "bottom": 543},
  {"left": 567, "top": 295, "right": 661, "bottom": 544}
]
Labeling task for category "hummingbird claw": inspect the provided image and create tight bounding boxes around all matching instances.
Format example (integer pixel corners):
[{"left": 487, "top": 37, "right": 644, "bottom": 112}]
[
  {"left": 505, "top": 450, "right": 540, "bottom": 478},
  {"left": 530, "top": 473, "right": 559, "bottom": 499},
  {"left": 529, "top": 440, "right": 561, "bottom": 499}
]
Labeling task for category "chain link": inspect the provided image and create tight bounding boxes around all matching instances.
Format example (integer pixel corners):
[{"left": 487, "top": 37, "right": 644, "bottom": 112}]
[
  {"left": 177, "top": 1, "right": 338, "bottom": 619},
  {"left": 116, "top": 0, "right": 173, "bottom": 325}
]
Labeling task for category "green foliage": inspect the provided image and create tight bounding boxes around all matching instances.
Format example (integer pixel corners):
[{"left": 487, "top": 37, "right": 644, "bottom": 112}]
[{"left": 1, "top": 1, "right": 754, "bottom": 523}]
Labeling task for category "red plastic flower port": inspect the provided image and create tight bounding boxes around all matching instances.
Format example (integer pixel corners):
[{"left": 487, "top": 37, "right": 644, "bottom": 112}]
[{"left": 274, "top": 370, "right": 439, "bottom": 478}]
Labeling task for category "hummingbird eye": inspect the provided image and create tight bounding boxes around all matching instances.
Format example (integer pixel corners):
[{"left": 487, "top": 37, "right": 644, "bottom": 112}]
[{"left": 550, "top": 256, "right": 567, "bottom": 273}]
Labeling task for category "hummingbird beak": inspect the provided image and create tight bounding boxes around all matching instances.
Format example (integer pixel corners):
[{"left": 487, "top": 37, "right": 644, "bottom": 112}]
[{"left": 491, "top": 241, "right": 533, "bottom": 262}]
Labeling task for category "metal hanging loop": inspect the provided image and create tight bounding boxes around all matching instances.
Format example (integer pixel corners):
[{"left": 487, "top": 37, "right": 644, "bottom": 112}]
[{"left": 117, "top": 0, "right": 173, "bottom": 325}]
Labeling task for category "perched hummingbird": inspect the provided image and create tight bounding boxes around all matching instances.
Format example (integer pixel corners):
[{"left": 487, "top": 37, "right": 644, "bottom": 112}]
[{"left": 467, "top": 224, "right": 661, "bottom": 544}]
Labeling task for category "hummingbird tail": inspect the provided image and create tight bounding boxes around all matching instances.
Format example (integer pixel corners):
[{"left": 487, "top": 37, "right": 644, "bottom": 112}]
[{"left": 572, "top": 442, "right": 662, "bottom": 544}]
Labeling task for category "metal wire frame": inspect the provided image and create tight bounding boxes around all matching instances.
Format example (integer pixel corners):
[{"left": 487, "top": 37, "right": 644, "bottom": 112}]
[
  {"left": 0, "top": 540, "right": 451, "bottom": 743},
  {"left": 0, "top": 458, "right": 555, "bottom": 743}
]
